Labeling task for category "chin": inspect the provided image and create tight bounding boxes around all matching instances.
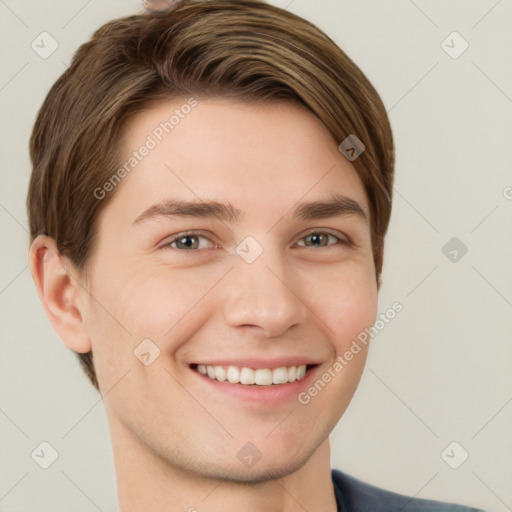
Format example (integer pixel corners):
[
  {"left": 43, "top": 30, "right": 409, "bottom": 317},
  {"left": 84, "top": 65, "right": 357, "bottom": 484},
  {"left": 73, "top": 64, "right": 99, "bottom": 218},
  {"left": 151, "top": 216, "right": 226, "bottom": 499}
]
[{"left": 195, "top": 445, "right": 319, "bottom": 485}]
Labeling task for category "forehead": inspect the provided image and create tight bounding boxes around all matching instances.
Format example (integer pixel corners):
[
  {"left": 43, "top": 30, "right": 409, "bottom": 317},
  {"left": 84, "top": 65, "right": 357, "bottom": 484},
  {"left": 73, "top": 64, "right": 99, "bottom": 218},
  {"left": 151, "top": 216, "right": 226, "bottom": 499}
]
[{"left": 109, "top": 98, "right": 369, "bottom": 222}]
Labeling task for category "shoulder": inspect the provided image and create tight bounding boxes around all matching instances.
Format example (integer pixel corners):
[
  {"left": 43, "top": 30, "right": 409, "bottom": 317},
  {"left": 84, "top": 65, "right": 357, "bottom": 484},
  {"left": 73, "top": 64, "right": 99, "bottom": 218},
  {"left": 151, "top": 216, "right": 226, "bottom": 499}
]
[{"left": 332, "top": 469, "right": 486, "bottom": 512}]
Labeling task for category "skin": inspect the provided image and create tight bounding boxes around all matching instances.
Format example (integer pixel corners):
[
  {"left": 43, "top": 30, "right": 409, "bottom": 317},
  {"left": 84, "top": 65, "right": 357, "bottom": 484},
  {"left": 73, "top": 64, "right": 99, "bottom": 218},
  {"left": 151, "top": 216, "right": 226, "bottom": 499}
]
[{"left": 30, "top": 99, "right": 379, "bottom": 512}]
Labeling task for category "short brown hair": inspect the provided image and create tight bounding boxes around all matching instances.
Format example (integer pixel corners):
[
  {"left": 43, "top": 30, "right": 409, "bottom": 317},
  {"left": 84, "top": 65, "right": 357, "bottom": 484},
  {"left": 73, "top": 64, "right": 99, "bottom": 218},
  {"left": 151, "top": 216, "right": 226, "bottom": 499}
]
[{"left": 27, "top": 0, "right": 394, "bottom": 390}]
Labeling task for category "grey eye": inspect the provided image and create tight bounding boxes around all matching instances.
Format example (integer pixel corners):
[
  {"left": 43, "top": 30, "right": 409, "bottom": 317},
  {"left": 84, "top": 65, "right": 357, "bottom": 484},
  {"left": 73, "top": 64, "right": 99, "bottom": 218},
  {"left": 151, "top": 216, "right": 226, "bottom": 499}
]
[{"left": 298, "top": 233, "right": 344, "bottom": 248}]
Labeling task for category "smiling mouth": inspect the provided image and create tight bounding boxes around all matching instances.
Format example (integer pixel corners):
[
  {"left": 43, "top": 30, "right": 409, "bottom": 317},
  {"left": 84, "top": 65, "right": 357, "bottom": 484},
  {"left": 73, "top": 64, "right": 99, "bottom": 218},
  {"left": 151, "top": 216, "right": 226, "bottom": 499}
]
[{"left": 190, "top": 363, "right": 317, "bottom": 386}]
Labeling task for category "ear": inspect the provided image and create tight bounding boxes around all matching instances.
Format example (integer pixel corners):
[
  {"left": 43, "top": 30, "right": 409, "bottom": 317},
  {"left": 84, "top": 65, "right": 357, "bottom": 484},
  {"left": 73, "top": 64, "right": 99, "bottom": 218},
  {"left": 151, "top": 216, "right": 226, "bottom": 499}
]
[{"left": 28, "top": 235, "right": 91, "bottom": 354}]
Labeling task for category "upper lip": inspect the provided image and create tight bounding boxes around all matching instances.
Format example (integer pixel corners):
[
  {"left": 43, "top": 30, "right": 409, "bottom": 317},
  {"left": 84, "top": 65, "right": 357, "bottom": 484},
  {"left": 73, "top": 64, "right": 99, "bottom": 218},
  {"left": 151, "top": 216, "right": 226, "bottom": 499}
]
[{"left": 190, "top": 358, "right": 321, "bottom": 370}]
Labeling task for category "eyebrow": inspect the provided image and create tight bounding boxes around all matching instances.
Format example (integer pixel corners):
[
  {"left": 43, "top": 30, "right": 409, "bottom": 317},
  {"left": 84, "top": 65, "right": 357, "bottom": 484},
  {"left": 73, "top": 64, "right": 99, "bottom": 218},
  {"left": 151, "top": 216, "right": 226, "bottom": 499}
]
[
  {"left": 132, "top": 193, "right": 368, "bottom": 225},
  {"left": 294, "top": 193, "right": 368, "bottom": 223}
]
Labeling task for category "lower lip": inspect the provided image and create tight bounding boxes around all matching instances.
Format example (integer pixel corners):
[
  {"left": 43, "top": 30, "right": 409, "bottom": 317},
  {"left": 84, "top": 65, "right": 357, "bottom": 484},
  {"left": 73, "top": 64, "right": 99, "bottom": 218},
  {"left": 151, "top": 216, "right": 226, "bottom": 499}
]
[{"left": 192, "top": 366, "right": 319, "bottom": 406}]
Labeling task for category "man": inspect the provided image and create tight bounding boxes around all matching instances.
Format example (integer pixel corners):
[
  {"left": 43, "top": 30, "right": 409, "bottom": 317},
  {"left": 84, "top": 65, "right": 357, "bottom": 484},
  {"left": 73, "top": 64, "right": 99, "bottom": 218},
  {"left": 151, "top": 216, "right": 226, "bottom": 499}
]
[{"left": 27, "top": 1, "right": 485, "bottom": 510}]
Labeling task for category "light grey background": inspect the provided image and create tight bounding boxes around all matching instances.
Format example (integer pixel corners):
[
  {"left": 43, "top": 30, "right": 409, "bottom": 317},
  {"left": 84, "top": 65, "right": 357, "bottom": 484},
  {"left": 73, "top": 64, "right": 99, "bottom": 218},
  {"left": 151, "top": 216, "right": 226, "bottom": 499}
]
[{"left": 1, "top": 0, "right": 511, "bottom": 511}]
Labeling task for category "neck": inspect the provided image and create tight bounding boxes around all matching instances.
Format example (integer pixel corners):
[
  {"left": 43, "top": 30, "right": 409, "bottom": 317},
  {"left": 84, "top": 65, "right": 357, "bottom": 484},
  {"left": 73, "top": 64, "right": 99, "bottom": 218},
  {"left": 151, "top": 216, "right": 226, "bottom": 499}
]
[{"left": 110, "top": 419, "right": 338, "bottom": 512}]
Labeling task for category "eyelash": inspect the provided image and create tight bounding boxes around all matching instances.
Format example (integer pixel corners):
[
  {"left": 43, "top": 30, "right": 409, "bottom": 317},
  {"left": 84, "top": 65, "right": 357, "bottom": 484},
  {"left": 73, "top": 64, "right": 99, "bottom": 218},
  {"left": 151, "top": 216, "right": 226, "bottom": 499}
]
[{"left": 162, "top": 230, "right": 352, "bottom": 251}]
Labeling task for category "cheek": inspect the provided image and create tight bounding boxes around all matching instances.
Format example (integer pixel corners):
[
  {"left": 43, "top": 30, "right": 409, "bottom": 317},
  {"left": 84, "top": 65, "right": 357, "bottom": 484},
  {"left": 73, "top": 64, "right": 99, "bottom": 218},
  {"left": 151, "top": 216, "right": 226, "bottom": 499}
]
[
  {"left": 304, "top": 259, "right": 378, "bottom": 349},
  {"left": 119, "top": 264, "right": 227, "bottom": 334},
  {"left": 85, "top": 261, "right": 225, "bottom": 355}
]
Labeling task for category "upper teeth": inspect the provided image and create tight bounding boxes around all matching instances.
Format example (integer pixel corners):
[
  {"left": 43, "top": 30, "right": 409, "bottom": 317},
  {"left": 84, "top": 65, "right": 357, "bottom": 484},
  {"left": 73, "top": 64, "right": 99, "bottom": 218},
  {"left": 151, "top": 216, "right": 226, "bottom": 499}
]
[{"left": 196, "top": 364, "right": 307, "bottom": 386}]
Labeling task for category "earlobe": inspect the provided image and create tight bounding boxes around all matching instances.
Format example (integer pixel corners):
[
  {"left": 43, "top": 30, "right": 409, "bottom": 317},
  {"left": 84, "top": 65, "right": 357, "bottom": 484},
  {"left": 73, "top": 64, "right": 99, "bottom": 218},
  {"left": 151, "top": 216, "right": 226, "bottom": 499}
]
[{"left": 28, "top": 235, "right": 92, "bottom": 354}]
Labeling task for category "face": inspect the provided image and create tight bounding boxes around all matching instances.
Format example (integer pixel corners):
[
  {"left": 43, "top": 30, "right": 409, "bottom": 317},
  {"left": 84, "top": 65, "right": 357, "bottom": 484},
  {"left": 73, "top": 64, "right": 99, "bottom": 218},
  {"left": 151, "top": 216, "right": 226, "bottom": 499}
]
[{"left": 80, "top": 99, "right": 378, "bottom": 482}]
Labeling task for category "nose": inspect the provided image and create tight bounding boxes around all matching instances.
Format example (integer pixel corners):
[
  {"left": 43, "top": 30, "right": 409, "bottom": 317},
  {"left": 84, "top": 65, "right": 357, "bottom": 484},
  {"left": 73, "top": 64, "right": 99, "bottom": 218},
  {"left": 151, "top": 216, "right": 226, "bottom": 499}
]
[{"left": 222, "top": 251, "right": 308, "bottom": 338}]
